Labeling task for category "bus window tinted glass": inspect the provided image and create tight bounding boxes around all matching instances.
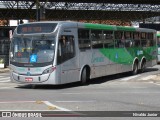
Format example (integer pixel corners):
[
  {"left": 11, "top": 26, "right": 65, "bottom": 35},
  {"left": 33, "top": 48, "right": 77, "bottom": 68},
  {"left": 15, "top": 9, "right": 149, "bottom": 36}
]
[
  {"left": 91, "top": 30, "right": 103, "bottom": 49},
  {"left": 57, "top": 35, "right": 75, "bottom": 64},
  {"left": 78, "top": 29, "right": 91, "bottom": 49},
  {"left": 115, "top": 31, "right": 124, "bottom": 48},
  {"left": 133, "top": 32, "right": 140, "bottom": 47},
  {"left": 103, "top": 31, "right": 114, "bottom": 48}
]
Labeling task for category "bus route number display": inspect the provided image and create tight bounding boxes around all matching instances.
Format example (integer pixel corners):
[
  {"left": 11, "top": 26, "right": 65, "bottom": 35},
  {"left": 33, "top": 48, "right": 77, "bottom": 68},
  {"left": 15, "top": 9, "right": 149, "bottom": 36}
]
[
  {"left": 22, "top": 27, "right": 41, "bottom": 33},
  {"left": 17, "top": 23, "right": 57, "bottom": 34}
]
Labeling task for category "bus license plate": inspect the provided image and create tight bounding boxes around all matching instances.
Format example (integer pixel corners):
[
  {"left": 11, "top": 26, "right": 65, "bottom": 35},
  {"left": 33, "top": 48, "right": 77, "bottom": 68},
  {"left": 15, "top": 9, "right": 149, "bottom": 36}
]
[{"left": 25, "top": 77, "right": 33, "bottom": 82}]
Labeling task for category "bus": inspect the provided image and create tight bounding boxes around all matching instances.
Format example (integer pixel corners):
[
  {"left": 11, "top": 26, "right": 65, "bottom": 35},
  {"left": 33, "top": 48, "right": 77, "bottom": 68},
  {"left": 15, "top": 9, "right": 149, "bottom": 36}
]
[
  {"left": 9, "top": 21, "right": 157, "bottom": 85},
  {"left": 157, "top": 33, "right": 160, "bottom": 63}
]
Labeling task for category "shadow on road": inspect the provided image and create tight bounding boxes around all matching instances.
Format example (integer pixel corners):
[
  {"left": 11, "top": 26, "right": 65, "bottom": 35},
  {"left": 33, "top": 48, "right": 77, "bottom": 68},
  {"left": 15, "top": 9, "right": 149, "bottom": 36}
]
[
  {"left": 16, "top": 67, "right": 159, "bottom": 90},
  {"left": 144, "top": 68, "right": 158, "bottom": 72}
]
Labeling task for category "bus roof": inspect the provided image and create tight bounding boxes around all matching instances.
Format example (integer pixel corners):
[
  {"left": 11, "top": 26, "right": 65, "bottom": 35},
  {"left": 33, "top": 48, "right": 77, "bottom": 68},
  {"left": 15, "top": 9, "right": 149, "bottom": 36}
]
[{"left": 17, "top": 21, "right": 156, "bottom": 33}]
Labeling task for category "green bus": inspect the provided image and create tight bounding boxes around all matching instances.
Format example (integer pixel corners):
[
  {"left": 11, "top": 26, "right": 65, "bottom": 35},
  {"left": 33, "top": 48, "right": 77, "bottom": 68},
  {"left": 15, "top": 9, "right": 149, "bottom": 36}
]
[{"left": 10, "top": 21, "right": 157, "bottom": 85}]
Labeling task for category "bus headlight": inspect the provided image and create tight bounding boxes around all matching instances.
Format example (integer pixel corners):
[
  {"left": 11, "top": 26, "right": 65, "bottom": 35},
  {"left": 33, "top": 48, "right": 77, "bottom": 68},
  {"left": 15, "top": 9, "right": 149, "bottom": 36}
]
[{"left": 42, "top": 66, "right": 56, "bottom": 74}]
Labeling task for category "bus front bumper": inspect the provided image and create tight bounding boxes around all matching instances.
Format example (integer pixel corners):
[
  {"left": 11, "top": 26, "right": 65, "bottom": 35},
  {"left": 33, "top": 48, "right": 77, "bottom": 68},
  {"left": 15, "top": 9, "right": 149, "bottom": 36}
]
[{"left": 11, "top": 71, "right": 50, "bottom": 84}]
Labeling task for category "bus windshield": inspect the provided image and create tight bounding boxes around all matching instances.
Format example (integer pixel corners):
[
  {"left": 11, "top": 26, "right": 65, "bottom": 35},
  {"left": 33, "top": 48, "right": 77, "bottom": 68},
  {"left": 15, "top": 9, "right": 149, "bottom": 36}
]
[{"left": 10, "top": 35, "right": 55, "bottom": 64}]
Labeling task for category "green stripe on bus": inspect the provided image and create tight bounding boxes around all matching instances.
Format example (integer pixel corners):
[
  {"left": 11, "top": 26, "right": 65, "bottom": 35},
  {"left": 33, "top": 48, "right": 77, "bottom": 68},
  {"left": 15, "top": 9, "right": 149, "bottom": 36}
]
[
  {"left": 157, "top": 33, "right": 160, "bottom": 37},
  {"left": 84, "top": 23, "right": 115, "bottom": 30},
  {"left": 116, "top": 26, "right": 136, "bottom": 31},
  {"left": 99, "top": 46, "right": 156, "bottom": 65},
  {"left": 84, "top": 23, "right": 136, "bottom": 31},
  {"left": 100, "top": 48, "right": 133, "bottom": 65}
]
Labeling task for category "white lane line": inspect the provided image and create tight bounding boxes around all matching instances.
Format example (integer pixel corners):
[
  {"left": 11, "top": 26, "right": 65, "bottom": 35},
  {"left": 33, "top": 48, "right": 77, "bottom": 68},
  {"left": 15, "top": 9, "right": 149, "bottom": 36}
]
[
  {"left": 43, "top": 101, "right": 71, "bottom": 111},
  {"left": 0, "top": 77, "right": 10, "bottom": 80},
  {"left": 62, "top": 93, "right": 82, "bottom": 95},
  {"left": 0, "top": 84, "right": 19, "bottom": 89},
  {"left": 43, "top": 101, "right": 85, "bottom": 116},
  {"left": 120, "top": 75, "right": 141, "bottom": 81},
  {"left": 0, "top": 80, "right": 11, "bottom": 83},
  {"left": 55, "top": 101, "right": 96, "bottom": 103},
  {"left": 141, "top": 75, "right": 157, "bottom": 80},
  {"left": 0, "top": 87, "right": 15, "bottom": 89}
]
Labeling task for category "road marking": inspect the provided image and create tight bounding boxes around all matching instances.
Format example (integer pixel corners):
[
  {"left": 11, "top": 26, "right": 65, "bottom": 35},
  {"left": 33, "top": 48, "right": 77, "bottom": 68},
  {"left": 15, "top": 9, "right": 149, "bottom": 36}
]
[
  {"left": 43, "top": 101, "right": 84, "bottom": 116},
  {"left": 43, "top": 101, "right": 71, "bottom": 111},
  {"left": 0, "top": 80, "right": 11, "bottom": 83},
  {"left": 0, "top": 87, "right": 15, "bottom": 89},
  {"left": 141, "top": 75, "right": 157, "bottom": 80},
  {"left": 0, "top": 77, "right": 10, "bottom": 80},
  {"left": 0, "top": 100, "right": 83, "bottom": 116},
  {"left": 62, "top": 93, "right": 82, "bottom": 95},
  {"left": 55, "top": 100, "right": 96, "bottom": 103},
  {"left": 120, "top": 75, "right": 141, "bottom": 81}
]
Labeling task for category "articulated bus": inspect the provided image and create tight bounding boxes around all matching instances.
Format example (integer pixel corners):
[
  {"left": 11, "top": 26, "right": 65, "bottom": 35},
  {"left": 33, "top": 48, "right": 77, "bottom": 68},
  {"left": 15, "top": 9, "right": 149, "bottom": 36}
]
[
  {"left": 157, "top": 33, "right": 160, "bottom": 63},
  {"left": 10, "top": 21, "right": 157, "bottom": 85}
]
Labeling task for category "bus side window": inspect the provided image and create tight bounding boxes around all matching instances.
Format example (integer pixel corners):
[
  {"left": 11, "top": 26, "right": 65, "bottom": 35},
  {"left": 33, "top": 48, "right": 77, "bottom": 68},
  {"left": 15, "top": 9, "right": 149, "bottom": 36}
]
[
  {"left": 124, "top": 32, "right": 133, "bottom": 47},
  {"left": 133, "top": 32, "right": 140, "bottom": 47},
  {"left": 115, "top": 31, "right": 124, "bottom": 48},
  {"left": 78, "top": 29, "right": 91, "bottom": 50},
  {"left": 57, "top": 35, "right": 75, "bottom": 64},
  {"left": 91, "top": 30, "right": 103, "bottom": 49},
  {"left": 141, "top": 32, "right": 147, "bottom": 47},
  {"left": 103, "top": 31, "right": 114, "bottom": 48}
]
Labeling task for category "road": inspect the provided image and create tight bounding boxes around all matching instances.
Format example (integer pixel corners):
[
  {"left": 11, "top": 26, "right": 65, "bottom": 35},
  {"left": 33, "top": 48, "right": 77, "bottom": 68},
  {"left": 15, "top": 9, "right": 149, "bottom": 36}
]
[{"left": 0, "top": 65, "right": 160, "bottom": 119}]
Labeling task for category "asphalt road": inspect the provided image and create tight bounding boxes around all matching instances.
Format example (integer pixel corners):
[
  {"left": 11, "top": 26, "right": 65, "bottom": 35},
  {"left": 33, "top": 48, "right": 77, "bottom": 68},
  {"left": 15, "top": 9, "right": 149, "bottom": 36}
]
[{"left": 0, "top": 65, "right": 160, "bottom": 119}]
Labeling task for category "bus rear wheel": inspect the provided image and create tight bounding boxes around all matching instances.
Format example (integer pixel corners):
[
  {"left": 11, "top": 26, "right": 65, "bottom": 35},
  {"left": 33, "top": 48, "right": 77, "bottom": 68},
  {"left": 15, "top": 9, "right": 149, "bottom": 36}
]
[{"left": 140, "top": 60, "right": 146, "bottom": 73}]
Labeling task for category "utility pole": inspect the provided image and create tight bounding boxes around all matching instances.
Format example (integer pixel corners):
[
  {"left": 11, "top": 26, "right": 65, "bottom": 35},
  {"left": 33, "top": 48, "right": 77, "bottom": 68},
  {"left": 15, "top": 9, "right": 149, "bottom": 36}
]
[
  {"left": 17, "top": 1, "right": 19, "bottom": 24},
  {"left": 36, "top": 0, "right": 40, "bottom": 21}
]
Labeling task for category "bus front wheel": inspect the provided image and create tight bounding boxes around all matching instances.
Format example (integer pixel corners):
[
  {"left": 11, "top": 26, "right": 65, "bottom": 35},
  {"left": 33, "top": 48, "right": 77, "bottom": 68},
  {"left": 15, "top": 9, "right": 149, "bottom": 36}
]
[
  {"left": 132, "top": 61, "right": 138, "bottom": 75},
  {"left": 81, "top": 67, "right": 88, "bottom": 85}
]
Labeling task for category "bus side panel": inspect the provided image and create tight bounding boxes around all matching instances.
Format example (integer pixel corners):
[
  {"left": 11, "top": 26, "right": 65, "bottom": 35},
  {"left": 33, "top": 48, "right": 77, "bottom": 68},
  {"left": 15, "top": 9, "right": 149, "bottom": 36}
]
[
  {"left": 79, "top": 50, "right": 93, "bottom": 78},
  {"left": 90, "top": 49, "right": 112, "bottom": 78}
]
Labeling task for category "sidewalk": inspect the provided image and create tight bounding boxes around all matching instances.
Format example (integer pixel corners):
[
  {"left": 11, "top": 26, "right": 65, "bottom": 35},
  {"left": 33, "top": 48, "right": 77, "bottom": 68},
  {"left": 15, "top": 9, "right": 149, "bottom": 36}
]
[{"left": 0, "top": 67, "right": 10, "bottom": 73}]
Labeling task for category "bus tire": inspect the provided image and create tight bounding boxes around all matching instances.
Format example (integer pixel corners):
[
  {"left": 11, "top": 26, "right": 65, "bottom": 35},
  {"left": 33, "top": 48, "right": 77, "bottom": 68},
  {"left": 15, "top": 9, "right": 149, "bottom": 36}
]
[
  {"left": 132, "top": 61, "right": 138, "bottom": 75},
  {"left": 81, "top": 67, "right": 89, "bottom": 85},
  {"left": 140, "top": 60, "right": 146, "bottom": 73}
]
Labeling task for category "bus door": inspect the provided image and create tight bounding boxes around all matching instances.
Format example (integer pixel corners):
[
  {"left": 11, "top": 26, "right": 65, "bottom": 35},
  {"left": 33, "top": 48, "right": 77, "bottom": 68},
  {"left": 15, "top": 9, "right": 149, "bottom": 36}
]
[{"left": 57, "top": 33, "right": 79, "bottom": 84}]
